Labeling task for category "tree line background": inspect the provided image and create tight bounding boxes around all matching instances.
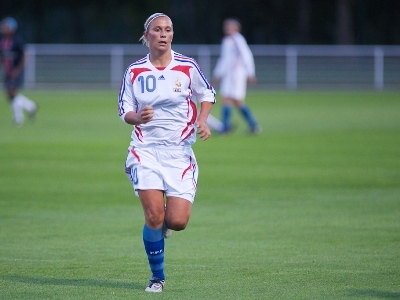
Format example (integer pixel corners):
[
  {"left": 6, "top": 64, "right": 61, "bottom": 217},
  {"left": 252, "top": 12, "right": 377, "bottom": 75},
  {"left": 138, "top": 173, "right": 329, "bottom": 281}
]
[{"left": 1, "top": 0, "right": 399, "bottom": 45}]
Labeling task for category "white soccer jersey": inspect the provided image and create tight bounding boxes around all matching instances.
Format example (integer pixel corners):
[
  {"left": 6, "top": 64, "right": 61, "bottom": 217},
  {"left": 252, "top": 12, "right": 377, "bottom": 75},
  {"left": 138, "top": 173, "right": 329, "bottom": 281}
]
[
  {"left": 213, "top": 32, "right": 255, "bottom": 100},
  {"left": 118, "top": 50, "right": 216, "bottom": 148},
  {"left": 213, "top": 32, "right": 255, "bottom": 78}
]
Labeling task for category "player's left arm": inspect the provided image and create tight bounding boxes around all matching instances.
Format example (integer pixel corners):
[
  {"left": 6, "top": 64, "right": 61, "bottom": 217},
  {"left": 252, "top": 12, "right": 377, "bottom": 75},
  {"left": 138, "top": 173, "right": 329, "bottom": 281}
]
[
  {"left": 191, "top": 63, "right": 216, "bottom": 140},
  {"left": 235, "top": 35, "right": 256, "bottom": 79},
  {"left": 196, "top": 101, "right": 213, "bottom": 140}
]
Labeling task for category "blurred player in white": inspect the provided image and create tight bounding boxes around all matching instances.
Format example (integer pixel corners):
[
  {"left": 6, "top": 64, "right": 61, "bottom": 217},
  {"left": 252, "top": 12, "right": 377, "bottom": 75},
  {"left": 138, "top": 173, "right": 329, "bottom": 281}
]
[
  {"left": 213, "top": 18, "right": 261, "bottom": 134},
  {"left": 0, "top": 17, "right": 37, "bottom": 127},
  {"left": 118, "top": 13, "right": 215, "bottom": 293}
]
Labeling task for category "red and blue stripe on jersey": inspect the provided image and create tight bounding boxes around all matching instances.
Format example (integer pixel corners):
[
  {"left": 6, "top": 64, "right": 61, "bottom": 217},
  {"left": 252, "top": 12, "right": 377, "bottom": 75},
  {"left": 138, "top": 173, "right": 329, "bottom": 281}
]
[{"left": 173, "top": 52, "right": 215, "bottom": 99}]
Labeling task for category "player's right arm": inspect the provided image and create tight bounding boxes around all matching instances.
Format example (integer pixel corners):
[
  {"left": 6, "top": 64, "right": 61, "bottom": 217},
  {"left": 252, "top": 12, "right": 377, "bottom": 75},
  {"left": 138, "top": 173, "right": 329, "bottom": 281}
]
[
  {"left": 213, "top": 37, "right": 232, "bottom": 80},
  {"left": 118, "top": 64, "right": 155, "bottom": 125},
  {"left": 118, "top": 66, "right": 151, "bottom": 125},
  {"left": 124, "top": 105, "right": 153, "bottom": 125}
]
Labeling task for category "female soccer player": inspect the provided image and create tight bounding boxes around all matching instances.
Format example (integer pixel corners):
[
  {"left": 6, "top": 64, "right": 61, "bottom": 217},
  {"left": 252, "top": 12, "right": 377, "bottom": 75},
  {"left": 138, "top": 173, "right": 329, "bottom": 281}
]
[
  {"left": 118, "top": 13, "right": 216, "bottom": 292},
  {"left": 213, "top": 18, "right": 261, "bottom": 134}
]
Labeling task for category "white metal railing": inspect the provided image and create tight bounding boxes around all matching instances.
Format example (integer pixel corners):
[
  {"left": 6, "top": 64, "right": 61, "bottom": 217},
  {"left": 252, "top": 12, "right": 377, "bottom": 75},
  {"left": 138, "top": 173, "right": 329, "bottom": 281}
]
[{"left": 22, "top": 44, "right": 400, "bottom": 90}]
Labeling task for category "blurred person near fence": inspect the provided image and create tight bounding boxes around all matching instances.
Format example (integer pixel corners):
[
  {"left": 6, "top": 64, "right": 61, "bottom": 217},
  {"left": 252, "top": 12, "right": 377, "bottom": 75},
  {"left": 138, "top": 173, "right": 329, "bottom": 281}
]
[
  {"left": 0, "top": 17, "right": 37, "bottom": 127},
  {"left": 118, "top": 13, "right": 216, "bottom": 293},
  {"left": 213, "top": 18, "right": 261, "bottom": 134}
]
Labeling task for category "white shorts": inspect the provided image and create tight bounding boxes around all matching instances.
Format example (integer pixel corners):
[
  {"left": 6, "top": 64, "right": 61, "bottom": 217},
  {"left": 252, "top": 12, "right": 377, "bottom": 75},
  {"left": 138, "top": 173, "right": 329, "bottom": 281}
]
[
  {"left": 124, "top": 146, "right": 198, "bottom": 203},
  {"left": 220, "top": 68, "right": 247, "bottom": 100}
]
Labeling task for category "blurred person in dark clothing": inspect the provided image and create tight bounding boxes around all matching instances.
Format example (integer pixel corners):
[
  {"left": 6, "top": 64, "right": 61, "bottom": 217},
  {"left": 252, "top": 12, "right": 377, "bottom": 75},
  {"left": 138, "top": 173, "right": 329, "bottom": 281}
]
[{"left": 1, "top": 17, "right": 37, "bottom": 127}]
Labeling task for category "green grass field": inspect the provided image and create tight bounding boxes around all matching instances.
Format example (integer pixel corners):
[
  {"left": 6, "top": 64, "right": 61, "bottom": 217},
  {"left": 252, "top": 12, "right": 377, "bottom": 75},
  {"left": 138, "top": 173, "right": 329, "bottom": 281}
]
[{"left": 0, "top": 90, "right": 399, "bottom": 299}]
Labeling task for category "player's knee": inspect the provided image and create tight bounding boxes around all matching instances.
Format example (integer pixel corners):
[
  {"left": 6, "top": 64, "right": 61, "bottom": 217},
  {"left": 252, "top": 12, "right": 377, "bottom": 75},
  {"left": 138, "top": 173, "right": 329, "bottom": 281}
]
[
  {"left": 167, "top": 219, "right": 188, "bottom": 231},
  {"left": 145, "top": 213, "right": 164, "bottom": 229}
]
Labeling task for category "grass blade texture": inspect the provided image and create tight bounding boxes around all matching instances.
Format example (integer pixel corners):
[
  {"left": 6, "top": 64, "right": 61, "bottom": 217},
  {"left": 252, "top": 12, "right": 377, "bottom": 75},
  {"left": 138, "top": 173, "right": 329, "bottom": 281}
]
[{"left": 0, "top": 90, "right": 399, "bottom": 299}]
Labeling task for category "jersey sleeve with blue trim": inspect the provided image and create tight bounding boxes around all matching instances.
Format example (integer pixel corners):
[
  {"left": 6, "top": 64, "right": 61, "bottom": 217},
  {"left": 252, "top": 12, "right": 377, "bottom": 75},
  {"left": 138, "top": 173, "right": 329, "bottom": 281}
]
[{"left": 118, "top": 50, "right": 216, "bottom": 148}]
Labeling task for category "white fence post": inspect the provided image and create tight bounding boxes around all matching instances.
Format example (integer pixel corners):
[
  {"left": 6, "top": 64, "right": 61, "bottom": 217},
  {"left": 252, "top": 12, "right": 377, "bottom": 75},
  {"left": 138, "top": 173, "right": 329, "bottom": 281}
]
[
  {"left": 374, "top": 47, "right": 384, "bottom": 90},
  {"left": 111, "top": 46, "right": 124, "bottom": 88},
  {"left": 25, "top": 45, "right": 36, "bottom": 89},
  {"left": 286, "top": 47, "right": 297, "bottom": 90}
]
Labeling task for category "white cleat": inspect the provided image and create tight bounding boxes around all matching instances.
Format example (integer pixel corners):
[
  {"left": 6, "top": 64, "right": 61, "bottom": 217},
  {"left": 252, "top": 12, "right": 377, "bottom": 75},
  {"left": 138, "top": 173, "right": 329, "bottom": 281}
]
[
  {"left": 145, "top": 278, "right": 165, "bottom": 292},
  {"left": 163, "top": 225, "right": 172, "bottom": 238},
  {"left": 163, "top": 203, "right": 172, "bottom": 238}
]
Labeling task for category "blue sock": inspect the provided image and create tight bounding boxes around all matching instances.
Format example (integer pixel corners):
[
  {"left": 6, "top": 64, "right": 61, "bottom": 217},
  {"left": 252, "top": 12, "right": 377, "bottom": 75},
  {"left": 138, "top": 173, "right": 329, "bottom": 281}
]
[
  {"left": 239, "top": 105, "right": 257, "bottom": 129},
  {"left": 143, "top": 225, "right": 165, "bottom": 280},
  {"left": 222, "top": 105, "right": 232, "bottom": 131}
]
